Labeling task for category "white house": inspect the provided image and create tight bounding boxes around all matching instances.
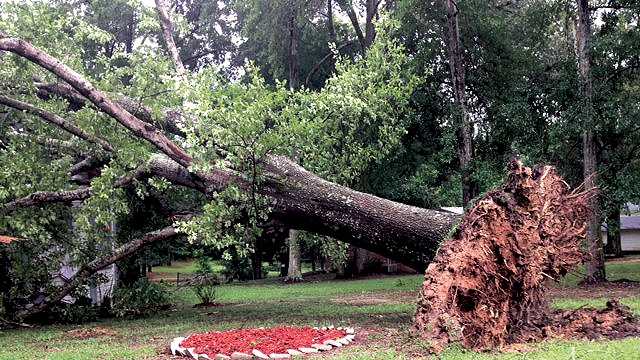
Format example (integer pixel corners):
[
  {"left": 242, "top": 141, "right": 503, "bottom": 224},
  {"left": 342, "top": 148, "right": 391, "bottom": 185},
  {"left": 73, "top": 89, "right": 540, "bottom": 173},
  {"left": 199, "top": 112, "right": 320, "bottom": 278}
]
[
  {"left": 602, "top": 216, "right": 640, "bottom": 252},
  {"left": 55, "top": 211, "right": 118, "bottom": 306},
  {"left": 55, "top": 255, "right": 117, "bottom": 306}
]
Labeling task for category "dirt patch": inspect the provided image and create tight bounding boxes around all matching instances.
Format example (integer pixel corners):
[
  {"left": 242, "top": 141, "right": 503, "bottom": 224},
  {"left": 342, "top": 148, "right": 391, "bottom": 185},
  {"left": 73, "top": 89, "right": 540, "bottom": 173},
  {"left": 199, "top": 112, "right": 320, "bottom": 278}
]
[
  {"left": 331, "top": 291, "right": 416, "bottom": 306},
  {"left": 65, "top": 326, "right": 117, "bottom": 339},
  {"left": 605, "top": 255, "right": 640, "bottom": 264},
  {"left": 414, "top": 161, "right": 639, "bottom": 352},
  {"left": 193, "top": 302, "right": 226, "bottom": 308},
  {"left": 548, "top": 299, "right": 639, "bottom": 340}
]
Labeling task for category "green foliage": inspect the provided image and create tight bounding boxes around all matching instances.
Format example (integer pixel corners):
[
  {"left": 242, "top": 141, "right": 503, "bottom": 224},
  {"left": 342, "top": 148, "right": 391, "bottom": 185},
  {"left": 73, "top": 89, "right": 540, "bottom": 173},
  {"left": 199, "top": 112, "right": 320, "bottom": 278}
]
[
  {"left": 1, "top": 0, "right": 640, "bottom": 329},
  {"left": 192, "top": 256, "right": 219, "bottom": 304},
  {"left": 230, "top": 0, "right": 354, "bottom": 89},
  {"left": 47, "top": 298, "right": 99, "bottom": 324},
  {"left": 177, "top": 23, "right": 419, "bottom": 256},
  {"left": 219, "top": 248, "right": 255, "bottom": 281},
  {"left": 298, "top": 231, "right": 349, "bottom": 271},
  {"left": 110, "top": 278, "right": 171, "bottom": 318}
]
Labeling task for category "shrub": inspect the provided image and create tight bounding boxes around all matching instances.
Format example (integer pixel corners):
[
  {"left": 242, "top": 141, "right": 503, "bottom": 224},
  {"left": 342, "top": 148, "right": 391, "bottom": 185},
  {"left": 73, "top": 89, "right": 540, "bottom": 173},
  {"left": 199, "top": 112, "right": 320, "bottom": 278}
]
[
  {"left": 220, "top": 251, "right": 254, "bottom": 281},
  {"left": 193, "top": 275, "right": 219, "bottom": 305},
  {"left": 111, "top": 278, "right": 170, "bottom": 318},
  {"left": 48, "top": 296, "right": 98, "bottom": 324},
  {"left": 192, "top": 256, "right": 219, "bottom": 305}
]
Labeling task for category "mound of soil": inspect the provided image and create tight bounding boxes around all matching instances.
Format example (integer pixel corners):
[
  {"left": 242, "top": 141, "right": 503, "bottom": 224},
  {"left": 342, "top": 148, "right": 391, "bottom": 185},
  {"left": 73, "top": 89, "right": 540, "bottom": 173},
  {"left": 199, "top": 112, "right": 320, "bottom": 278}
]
[
  {"left": 548, "top": 300, "right": 639, "bottom": 340},
  {"left": 414, "top": 161, "right": 639, "bottom": 351}
]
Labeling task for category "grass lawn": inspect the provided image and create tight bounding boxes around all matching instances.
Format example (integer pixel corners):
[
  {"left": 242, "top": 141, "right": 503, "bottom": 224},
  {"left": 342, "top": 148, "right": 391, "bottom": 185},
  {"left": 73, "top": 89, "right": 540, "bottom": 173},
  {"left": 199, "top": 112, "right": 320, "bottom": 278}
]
[{"left": 1, "top": 259, "right": 639, "bottom": 359}]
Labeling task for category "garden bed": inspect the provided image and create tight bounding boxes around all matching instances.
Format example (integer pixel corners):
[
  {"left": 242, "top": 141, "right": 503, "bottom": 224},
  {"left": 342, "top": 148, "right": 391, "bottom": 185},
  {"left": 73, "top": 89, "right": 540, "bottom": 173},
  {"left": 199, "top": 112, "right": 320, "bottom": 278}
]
[{"left": 170, "top": 325, "right": 356, "bottom": 359}]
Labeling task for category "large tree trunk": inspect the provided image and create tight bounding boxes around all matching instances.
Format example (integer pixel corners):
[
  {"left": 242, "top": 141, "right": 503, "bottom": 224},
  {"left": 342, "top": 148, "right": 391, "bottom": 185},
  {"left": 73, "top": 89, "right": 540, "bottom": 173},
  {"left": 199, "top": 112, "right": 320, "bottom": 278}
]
[
  {"left": 285, "top": 229, "right": 303, "bottom": 282},
  {"left": 443, "top": 0, "right": 477, "bottom": 207},
  {"left": 287, "top": 2, "right": 300, "bottom": 90},
  {"left": 576, "top": 0, "right": 605, "bottom": 283},
  {"left": 260, "top": 156, "right": 458, "bottom": 272},
  {"left": 606, "top": 204, "right": 623, "bottom": 258},
  {"left": 155, "top": 0, "right": 186, "bottom": 76}
]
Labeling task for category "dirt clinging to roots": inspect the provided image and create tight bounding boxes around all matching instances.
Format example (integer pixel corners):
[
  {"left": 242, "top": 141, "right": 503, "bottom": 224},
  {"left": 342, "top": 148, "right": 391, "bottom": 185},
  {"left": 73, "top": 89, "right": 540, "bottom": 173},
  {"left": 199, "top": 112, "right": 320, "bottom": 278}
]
[{"left": 414, "top": 161, "right": 640, "bottom": 351}]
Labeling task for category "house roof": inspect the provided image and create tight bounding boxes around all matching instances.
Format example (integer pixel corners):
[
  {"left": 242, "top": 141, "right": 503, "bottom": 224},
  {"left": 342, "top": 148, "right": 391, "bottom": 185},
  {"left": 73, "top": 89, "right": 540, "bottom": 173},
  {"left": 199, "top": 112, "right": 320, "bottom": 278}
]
[
  {"left": 602, "top": 216, "right": 640, "bottom": 231},
  {"left": 0, "top": 235, "right": 19, "bottom": 245},
  {"left": 621, "top": 216, "right": 640, "bottom": 230}
]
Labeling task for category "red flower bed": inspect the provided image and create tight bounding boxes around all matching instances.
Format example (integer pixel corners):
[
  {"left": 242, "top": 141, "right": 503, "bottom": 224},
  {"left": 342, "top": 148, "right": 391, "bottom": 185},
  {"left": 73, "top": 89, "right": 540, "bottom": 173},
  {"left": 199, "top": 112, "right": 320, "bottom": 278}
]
[{"left": 180, "top": 326, "right": 347, "bottom": 356}]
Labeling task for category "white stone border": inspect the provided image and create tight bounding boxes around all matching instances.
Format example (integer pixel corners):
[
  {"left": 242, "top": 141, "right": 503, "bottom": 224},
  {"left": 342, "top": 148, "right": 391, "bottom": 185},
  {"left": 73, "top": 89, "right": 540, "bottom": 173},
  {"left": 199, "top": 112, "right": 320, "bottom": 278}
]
[{"left": 170, "top": 326, "right": 356, "bottom": 359}]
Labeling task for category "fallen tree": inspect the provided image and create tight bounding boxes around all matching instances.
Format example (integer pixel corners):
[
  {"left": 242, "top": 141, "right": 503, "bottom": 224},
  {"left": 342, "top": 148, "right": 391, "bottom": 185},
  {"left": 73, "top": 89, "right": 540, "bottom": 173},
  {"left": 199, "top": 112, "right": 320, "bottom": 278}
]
[
  {"left": 414, "top": 161, "right": 640, "bottom": 351},
  {"left": 0, "top": 30, "right": 458, "bottom": 320}
]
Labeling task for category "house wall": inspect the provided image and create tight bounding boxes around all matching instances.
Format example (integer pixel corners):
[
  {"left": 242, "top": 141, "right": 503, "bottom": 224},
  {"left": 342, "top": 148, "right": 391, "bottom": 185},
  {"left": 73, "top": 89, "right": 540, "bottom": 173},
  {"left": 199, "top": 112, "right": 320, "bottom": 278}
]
[{"left": 602, "top": 229, "right": 640, "bottom": 252}]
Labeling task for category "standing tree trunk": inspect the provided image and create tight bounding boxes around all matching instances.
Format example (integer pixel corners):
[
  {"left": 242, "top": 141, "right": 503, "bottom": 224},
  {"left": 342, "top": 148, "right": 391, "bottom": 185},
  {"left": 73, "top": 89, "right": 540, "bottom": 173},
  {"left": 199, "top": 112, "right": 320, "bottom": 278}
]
[
  {"left": 337, "top": 0, "right": 378, "bottom": 53},
  {"left": 285, "top": 229, "right": 303, "bottom": 282},
  {"left": 337, "top": 0, "right": 367, "bottom": 53},
  {"left": 0, "top": 246, "right": 13, "bottom": 317},
  {"left": 327, "top": 0, "right": 337, "bottom": 44},
  {"left": 576, "top": 0, "right": 605, "bottom": 283},
  {"left": 443, "top": 0, "right": 477, "bottom": 208},
  {"left": 285, "top": 7, "right": 302, "bottom": 281},
  {"left": 287, "top": 2, "right": 300, "bottom": 91},
  {"left": 364, "top": 0, "right": 377, "bottom": 47},
  {"left": 606, "top": 204, "right": 623, "bottom": 258},
  {"left": 155, "top": 0, "right": 186, "bottom": 76}
]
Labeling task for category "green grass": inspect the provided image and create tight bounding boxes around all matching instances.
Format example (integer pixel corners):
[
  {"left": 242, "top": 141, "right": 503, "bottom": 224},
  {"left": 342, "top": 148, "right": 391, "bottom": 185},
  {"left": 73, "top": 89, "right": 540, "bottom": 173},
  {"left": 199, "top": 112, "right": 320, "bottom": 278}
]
[
  {"left": 1, "top": 261, "right": 639, "bottom": 359},
  {"left": 558, "top": 257, "right": 640, "bottom": 287}
]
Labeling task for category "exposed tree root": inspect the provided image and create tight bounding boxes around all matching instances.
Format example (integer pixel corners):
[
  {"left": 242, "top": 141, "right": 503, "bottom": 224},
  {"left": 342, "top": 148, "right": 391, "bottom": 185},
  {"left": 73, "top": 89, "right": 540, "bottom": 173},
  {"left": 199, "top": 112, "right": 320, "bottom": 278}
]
[{"left": 414, "top": 161, "right": 639, "bottom": 352}]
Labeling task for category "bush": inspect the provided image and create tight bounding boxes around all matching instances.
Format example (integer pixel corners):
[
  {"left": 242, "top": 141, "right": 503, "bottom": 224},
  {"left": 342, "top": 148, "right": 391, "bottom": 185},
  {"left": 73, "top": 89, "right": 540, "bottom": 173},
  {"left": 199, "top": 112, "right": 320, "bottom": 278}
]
[
  {"left": 110, "top": 278, "right": 170, "bottom": 318},
  {"left": 193, "top": 275, "right": 219, "bottom": 305},
  {"left": 192, "top": 256, "right": 219, "bottom": 305},
  {"left": 48, "top": 296, "right": 98, "bottom": 324},
  {"left": 220, "top": 251, "right": 254, "bottom": 281}
]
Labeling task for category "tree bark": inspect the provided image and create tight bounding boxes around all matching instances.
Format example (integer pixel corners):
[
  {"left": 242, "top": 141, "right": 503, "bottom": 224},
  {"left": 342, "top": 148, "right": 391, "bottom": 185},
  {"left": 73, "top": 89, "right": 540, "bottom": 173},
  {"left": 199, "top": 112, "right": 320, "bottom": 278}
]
[
  {"left": 154, "top": 0, "right": 186, "bottom": 76},
  {"left": 0, "top": 95, "right": 114, "bottom": 153},
  {"left": 327, "top": 0, "right": 337, "bottom": 44},
  {"left": 606, "top": 204, "right": 622, "bottom": 258},
  {"left": 443, "top": 0, "right": 477, "bottom": 208},
  {"left": 287, "top": 2, "right": 301, "bottom": 90},
  {"left": 576, "top": 0, "right": 605, "bottom": 282},
  {"left": 337, "top": 0, "right": 367, "bottom": 53},
  {"left": 286, "top": 229, "right": 303, "bottom": 281},
  {"left": 260, "top": 156, "right": 458, "bottom": 272},
  {"left": 0, "top": 36, "right": 193, "bottom": 168},
  {"left": 0, "top": 154, "right": 202, "bottom": 215},
  {"left": 364, "top": 0, "right": 377, "bottom": 47}
]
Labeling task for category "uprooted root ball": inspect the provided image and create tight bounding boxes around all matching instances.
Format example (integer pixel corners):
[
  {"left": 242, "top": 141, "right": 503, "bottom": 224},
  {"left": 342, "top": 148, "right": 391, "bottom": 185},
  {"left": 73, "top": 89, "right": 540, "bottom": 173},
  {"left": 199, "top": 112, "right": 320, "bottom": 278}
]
[{"left": 414, "top": 160, "right": 639, "bottom": 351}]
